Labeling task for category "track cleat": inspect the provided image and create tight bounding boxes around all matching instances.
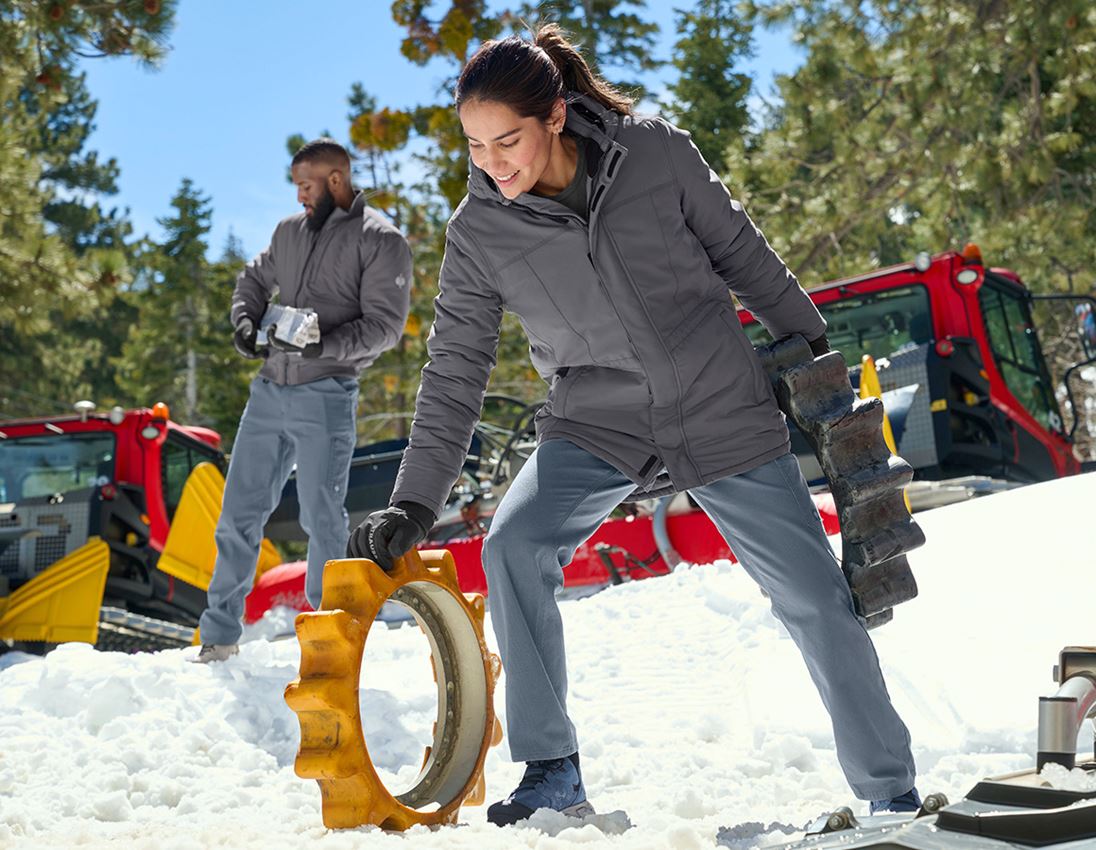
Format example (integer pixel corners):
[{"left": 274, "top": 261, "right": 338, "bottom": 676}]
[
  {"left": 756, "top": 335, "right": 924, "bottom": 626},
  {"left": 869, "top": 786, "right": 922, "bottom": 814},
  {"left": 487, "top": 754, "right": 594, "bottom": 826},
  {"left": 189, "top": 643, "right": 239, "bottom": 664}
]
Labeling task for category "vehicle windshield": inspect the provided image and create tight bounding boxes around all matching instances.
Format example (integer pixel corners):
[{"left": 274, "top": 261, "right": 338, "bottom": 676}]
[
  {"left": 0, "top": 432, "right": 116, "bottom": 502},
  {"left": 743, "top": 284, "right": 934, "bottom": 363}
]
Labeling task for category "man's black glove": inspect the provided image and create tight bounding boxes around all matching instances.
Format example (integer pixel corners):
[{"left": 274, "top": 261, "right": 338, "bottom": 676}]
[
  {"left": 233, "top": 316, "right": 262, "bottom": 359},
  {"left": 807, "top": 332, "right": 831, "bottom": 357},
  {"left": 346, "top": 501, "right": 436, "bottom": 570},
  {"left": 268, "top": 324, "right": 323, "bottom": 358}
]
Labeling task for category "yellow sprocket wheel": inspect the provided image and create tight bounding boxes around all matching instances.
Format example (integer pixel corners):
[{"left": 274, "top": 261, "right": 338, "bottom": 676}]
[{"left": 284, "top": 548, "right": 503, "bottom": 830}]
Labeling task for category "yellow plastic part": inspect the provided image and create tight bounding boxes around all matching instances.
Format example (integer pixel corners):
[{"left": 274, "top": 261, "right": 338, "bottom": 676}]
[
  {"left": 0, "top": 538, "right": 110, "bottom": 643},
  {"left": 861, "top": 355, "right": 912, "bottom": 512},
  {"left": 285, "top": 548, "right": 503, "bottom": 831},
  {"left": 158, "top": 462, "right": 281, "bottom": 590}
]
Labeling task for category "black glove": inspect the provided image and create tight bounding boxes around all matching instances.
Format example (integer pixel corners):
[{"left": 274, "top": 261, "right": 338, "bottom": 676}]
[
  {"left": 268, "top": 324, "right": 323, "bottom": 358},
  {"left": 233, "top": 316, "right": 262, "bottom": 359},
  {"left": 346, "top": 501, "right": 436, "bottom": 570},
  {"left": 807, "top": 332, "right": 831, "bottom": 357}
]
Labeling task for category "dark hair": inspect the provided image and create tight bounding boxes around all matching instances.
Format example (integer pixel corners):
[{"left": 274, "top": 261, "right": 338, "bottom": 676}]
[
  {"left": 291, "top": 138, "right": 351, "bottom": 170},
  {"left": 455, "top": 23, "right": 633, "bottom": 119}
]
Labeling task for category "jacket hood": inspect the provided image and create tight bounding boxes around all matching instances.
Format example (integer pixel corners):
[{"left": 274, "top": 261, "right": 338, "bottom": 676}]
[{"left": 466, "top": 93, "right": 623, "bottom": 205}]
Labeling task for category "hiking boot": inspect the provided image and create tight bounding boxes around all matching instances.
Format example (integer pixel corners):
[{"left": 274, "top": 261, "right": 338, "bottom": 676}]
[
  {"left": 869, "top": 786, "right": 922, "bottom": 814},
  {"left": 487, "top": 753, "right": 594, "bottom": 826},
  {"left": 189, "top": 643, "right": 239, "bottom": 664}
]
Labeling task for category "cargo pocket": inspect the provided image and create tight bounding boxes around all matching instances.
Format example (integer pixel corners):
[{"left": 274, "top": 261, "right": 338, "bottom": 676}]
[{"left": 322, "top": 379, "right": 358, "bottom": 491}]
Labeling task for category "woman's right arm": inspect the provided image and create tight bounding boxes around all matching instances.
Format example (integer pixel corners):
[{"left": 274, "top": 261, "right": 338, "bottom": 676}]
[{"left": 389, "top": 229, "right": 504, "bottom": 517}]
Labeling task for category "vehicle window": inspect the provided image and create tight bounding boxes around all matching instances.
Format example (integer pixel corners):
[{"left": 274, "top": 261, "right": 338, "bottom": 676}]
[
  {"left": 0, "top": 433, "right": 116, "bottom": 502},
  {"left": 742, "top": 284, "right": 934, "bottom": 364},
  {"left": 161, "top": 435, "right": 221, "bottom": 520},
  {"left": 978, "top": 281, "right": 1062, "bottom": 432}
]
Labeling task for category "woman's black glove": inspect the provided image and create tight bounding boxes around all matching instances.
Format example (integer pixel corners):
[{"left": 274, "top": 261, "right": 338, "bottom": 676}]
[
  {"left": 808, "top": 332, "right": 831, "bottom": 357},
  {"left": 346, "top": 501, "right": 436, "bottom": 570}
]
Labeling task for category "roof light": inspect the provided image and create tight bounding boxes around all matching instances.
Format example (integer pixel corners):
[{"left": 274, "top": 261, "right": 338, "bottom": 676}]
[
  {"left": 914, "top": 252, "right": 931, "bottom": 272},
  {"left": 957, "top": 269, "right": 979, "bottom": 284},
  {"left": 109, "top": 406, "right": 125, "bottom": 425},
  {"left": 151, "top": 402, "right": 170, "bottom": 421},
  {"left": 961, "top": 242, "right": 983, "bottom": 265},
  {"left": 74, "top": 400, "right": 95, "bottom": 422}
]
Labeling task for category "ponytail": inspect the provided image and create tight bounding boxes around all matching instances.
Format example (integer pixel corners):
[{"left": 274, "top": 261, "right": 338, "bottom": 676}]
[
  {"left": 455, "top": 23, "right": 634, "bottom": 121},
  {"left": 533, "top": 24, "right": 634, "bottom": 115}
]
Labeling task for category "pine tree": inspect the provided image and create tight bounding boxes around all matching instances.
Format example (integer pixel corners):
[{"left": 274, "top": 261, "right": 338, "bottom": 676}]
[
  {"left": 663, "top": 0, "right": 754, "bottom": 175},
  {"left": 0, "top": 1, "right": 176, "bottom": 418},
  {"left": 117, "top": 180, "right": 223, "bottom": 425}
]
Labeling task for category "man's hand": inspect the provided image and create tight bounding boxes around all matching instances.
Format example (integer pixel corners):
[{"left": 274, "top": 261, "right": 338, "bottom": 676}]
[
  {"left": 233, "top": 316, "right": 262, "bottom": 359},
  {"left": 268, "top": 324, "right": 323, "bottom": 358},
  {"left": 346, "top": 502, "right": 436, "bottom": 570}
]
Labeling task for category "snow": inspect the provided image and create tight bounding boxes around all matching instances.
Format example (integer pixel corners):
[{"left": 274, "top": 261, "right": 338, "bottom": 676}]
[{"left": 1, "top": 473, "right": 1094, "bottom": 849}]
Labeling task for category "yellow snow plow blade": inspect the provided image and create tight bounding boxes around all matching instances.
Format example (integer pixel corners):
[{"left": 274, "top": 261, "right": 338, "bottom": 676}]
[
  {"left": 285, "top": 548, "right": 503, "bottom": 830},
  {"left": 0, "top": 537, "right": 110, "bottom": 644},
  {"left": 158, "top": 462, "right": 281, "bottom": 591},
  {"left": 860, "top": 354, "right": 912, "bottom": 514}
]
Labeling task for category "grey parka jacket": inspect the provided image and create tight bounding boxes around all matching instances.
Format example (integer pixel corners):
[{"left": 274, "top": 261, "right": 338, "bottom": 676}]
[
  {"left": 232, "top": 191, "right": 413, "bottom": 386},
  {"left": 391, "top": 95, "right": 825, "bottom": 516}
]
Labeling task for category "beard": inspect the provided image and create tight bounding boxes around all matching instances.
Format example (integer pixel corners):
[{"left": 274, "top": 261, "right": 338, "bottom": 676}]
[{"left": 305, "top": 186, "right": 337, "bottom": 231}]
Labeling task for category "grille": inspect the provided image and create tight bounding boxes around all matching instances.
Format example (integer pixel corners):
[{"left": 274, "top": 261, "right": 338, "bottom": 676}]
[
  {"left": 850, "top": 345, "right": 939, "bottom": 470},
  {"left": 0, "top": 501, "right": 92, "bottom": 583}
]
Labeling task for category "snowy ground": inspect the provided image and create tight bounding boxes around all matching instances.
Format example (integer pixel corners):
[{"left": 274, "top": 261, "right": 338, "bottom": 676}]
[{"left": 1, "top": 473, "right": 1094, "bottom": 849}]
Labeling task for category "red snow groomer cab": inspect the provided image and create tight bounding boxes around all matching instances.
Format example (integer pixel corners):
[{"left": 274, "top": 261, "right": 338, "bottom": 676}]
[{"left": 739, "top": 245, "right": 1095, "bottom": 498}]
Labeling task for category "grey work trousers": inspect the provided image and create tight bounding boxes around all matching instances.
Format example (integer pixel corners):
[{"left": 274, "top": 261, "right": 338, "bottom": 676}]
[
  {"left": 481, "top": 438, "right": 916, "bottom": 801},
  {"left": 198, "top": 375, "right": 358, "bottom": 645}
]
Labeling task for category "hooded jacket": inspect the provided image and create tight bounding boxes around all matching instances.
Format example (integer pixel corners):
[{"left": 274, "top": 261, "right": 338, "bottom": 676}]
[
  {"left": 232, "top": 191, "right": 412, "bottom": 386},
  {"left": 391, "top": 95, "right": 825, "bottom": 516}
]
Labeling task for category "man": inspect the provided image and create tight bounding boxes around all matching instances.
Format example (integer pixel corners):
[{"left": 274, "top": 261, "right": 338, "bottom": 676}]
[{"left": 192, "top": 138, "right": 412, "bottom": 663}]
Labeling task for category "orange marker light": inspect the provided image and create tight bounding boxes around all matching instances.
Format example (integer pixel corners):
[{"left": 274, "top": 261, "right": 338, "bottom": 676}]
[
  {"left": 151, "top": 402, "right": 170, "bottom": 421},
  {"left": 961, "top": 242, "right": 983, "bottom": 265}
]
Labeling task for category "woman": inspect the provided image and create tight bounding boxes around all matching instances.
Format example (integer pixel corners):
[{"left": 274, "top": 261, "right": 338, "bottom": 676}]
[{"left": 347, "top": 25, "right": 919, "bottom": 826}]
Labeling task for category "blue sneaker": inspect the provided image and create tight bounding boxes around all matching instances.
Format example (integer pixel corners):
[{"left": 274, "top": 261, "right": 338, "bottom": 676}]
[
  {"left": 487, "top": 753, "right": 595, "bottom": 826},
  {"left": 869, "top": 786, "right": 922, "bottom": 814}
]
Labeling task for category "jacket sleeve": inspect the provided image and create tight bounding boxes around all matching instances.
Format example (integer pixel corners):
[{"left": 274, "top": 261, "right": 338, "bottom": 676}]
[
  {"left": 390, "top": 230, "right": 503, "bottom": 516},
  {"left": 231, "top": 234, "right": 278, "bottom": 326},
  {"left": 322, "top": 229, "right": 413, "bottom": 362},
  {"left": 665, "top": 122, "right": 826, "bottom": 342}
]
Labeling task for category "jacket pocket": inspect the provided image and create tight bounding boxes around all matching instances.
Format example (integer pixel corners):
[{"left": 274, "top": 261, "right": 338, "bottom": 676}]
[
  {"left": 719, "top": 307, "right": 776, "bottom": 407},
  {"left": 549, "top": 366, "right": 588, "bottom": 420},
  {"left": 665, "top": 298, "right": 728, "bottom": 353}
]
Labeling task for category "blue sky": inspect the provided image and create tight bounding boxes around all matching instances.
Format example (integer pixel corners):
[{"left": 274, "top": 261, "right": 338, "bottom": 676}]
[{"left": 80, "top": 2, "right": 802, "bottom": 259}]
